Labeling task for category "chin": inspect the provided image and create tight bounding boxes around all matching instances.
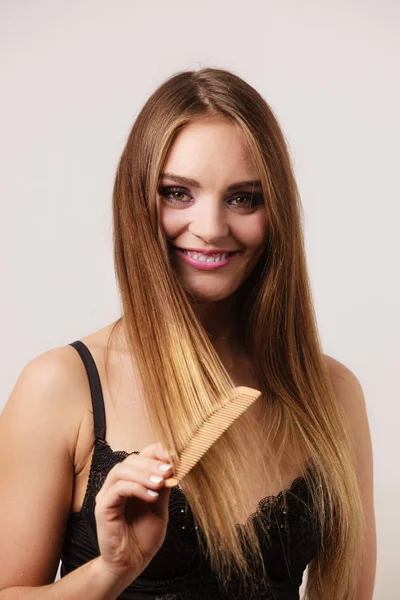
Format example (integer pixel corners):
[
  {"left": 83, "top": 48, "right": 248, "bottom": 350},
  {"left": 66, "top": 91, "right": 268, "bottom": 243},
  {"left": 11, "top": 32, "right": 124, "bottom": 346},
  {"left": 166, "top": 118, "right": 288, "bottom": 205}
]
[{"left": 183, "top": 284, "right": 241, "bottom": 303}]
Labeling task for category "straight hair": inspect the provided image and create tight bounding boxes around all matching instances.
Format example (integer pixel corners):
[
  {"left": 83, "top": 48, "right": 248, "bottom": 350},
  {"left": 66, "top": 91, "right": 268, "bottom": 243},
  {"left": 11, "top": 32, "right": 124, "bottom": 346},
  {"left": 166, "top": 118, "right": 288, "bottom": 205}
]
[{"left": 105, "top": 67, "right": 364, "bottom": 599}]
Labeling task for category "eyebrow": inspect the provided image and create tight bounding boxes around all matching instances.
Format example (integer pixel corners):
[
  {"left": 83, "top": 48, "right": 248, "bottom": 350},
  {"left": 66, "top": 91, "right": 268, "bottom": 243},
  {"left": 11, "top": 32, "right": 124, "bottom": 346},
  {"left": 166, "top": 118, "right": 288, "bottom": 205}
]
[{"left": 160, "top": 173, "right": 262, "bottom": 191}]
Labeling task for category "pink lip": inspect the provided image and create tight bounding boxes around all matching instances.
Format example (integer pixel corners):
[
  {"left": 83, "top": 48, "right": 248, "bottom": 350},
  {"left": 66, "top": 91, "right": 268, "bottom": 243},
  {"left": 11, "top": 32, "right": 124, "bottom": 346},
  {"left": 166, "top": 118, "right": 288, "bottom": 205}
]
[
  {"left": 174, "top": 248, "right": 238, "bottom": 270},
  {"left": 178, "top": 247, "right": 239, "bottom": 255}
]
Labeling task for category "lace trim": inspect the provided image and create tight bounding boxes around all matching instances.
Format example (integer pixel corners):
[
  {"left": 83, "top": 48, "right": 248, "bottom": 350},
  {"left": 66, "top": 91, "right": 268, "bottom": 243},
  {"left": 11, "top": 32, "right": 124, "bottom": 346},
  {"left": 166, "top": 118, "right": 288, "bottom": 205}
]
[
  {"left": 64, "top": 439, "right": 320, "bottom": 597},
  {"left": 71, "top": 438, "right": 314, "bottom": 528}
]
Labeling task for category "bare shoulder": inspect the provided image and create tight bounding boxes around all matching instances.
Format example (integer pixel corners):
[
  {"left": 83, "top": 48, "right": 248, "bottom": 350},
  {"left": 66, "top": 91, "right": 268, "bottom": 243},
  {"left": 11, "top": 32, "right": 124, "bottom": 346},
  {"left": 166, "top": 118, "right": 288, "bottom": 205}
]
[
  {"left": 321, "top": 352, "right": 374, "bottom": 483},
  {"left": 322, "top": 354, "right": 369, "bottom": 436},
  {"left": 322, "top": 353, "right": 362, "bottom": 389},
  {"left": 322, "top": 356, "right": 377, "bottom": 595},
  {"left": 2, "top": 343, "right": 94, "bottom": 467},
  {"left": 0, "top": 343, "right": 101, "bottom": 587}
]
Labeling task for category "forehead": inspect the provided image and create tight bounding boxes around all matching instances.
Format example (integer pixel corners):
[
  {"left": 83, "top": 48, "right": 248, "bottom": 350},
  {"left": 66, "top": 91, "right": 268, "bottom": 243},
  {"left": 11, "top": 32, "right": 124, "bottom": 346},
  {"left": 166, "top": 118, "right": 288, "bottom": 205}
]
[{"left": 162, "top": 116, "right": 259, "bottom": 184}]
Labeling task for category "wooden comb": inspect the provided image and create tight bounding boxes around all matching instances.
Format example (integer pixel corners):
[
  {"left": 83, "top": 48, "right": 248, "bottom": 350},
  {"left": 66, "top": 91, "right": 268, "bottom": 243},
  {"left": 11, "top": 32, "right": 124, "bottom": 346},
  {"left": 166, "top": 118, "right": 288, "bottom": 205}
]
[{"left": 163, "top": 386, "right": 262, "bottom": 488}]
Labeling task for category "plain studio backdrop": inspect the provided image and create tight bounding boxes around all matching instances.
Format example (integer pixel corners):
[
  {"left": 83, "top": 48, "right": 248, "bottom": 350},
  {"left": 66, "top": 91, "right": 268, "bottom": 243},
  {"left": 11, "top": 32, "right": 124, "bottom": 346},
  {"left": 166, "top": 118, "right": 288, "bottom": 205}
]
[{"left": 0, "top": 1, "right": 398, "bottom": 597}]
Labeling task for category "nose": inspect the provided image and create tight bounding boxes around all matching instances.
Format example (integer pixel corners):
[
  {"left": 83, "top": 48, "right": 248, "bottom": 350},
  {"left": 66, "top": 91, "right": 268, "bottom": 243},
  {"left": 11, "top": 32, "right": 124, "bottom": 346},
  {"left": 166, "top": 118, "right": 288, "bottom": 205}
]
[{"left": 188, "top": 198, "right": 229, "bottom": 244}]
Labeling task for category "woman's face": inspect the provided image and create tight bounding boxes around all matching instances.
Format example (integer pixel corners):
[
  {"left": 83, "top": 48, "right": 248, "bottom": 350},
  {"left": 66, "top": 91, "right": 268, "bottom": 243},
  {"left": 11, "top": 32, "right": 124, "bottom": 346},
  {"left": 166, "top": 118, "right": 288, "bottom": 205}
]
[{"left": 157, "top": 116, "right": 268, "bottom": 302}]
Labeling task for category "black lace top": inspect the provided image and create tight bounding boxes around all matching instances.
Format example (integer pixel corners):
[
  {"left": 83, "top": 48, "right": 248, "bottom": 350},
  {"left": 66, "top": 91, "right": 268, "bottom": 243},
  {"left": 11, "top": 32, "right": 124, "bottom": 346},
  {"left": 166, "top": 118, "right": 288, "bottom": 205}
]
[{"left": 60, "top": 341, "right": 321, "bottom": 599}]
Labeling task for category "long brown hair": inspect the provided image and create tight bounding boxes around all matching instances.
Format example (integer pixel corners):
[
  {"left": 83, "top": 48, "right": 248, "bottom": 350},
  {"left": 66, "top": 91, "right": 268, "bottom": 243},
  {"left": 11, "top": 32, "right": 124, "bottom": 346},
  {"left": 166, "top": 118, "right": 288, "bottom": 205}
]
[{"left": 105, "top": 68, "right": 364, "bottom": 598}]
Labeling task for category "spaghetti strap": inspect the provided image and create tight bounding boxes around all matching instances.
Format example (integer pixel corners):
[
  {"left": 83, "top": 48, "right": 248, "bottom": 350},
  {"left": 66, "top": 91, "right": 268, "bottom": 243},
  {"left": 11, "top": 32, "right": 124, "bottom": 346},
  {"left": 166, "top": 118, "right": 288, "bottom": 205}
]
[{"left": 69, "top": 340, "right": 106, "bottom": 442}]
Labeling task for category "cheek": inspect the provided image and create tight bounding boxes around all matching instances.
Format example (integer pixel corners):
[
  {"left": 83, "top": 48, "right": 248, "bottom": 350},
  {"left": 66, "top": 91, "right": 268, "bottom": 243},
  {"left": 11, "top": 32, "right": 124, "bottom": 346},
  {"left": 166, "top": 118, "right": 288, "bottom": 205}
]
[
  {"left": 160, "top": 215, "right": 184, "bottom": 238},
  {"left": 240, "top": 215, "right": 268, "bottom": 250},
  {"left": 157, "top": 203, "right": 184, "bottom": 237}
]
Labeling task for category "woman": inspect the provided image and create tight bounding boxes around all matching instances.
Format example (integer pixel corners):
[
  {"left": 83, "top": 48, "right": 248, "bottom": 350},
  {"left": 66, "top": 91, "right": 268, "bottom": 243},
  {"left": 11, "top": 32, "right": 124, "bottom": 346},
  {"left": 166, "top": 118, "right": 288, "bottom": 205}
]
[{"left": 0, "top": 68, "right": 376, "bottom": 599}]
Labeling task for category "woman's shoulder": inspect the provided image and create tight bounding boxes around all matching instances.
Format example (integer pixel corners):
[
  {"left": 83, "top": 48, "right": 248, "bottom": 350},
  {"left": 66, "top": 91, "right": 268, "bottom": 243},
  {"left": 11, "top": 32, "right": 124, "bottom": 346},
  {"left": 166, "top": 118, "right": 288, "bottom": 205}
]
[
  {"left": 322, "top": 353, "right": 366, "bottom": 412},
  {"left": 322, "top": 353, "right": 355, "bottom": 377},
  {"left": 322, "top": 357, "right": 376, "bottom": 593},
  {"left": 2, "top": 324, "right": 117, "bottom": 471},
  {"left": 322, "top": 353, "right": 372, "bottom": 466},
  {"left": 19, "top": 321, "right": 120, "bottom": 402}
]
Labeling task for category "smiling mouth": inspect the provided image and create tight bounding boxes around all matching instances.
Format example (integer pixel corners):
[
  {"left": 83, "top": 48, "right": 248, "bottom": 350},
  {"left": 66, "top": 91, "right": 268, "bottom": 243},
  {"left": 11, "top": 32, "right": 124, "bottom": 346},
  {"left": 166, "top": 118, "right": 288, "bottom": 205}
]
[
  {"left": 179, "top": 249, "right": 240, "bottom": 262},
  {"left": 172, "top": 247, "right": 241, "bottom": 268},
  {"left": 179, "top": 248, "right": 238, "bottom": 254},
  {"left": 178, "top": 248, "right": 240, "bottom": 256}
]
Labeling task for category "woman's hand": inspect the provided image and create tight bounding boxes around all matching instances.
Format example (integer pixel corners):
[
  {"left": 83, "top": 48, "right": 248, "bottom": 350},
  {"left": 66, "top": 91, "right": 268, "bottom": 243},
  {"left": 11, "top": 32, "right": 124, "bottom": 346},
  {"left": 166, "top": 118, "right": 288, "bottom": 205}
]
[{"left": 94, "top": 442, "right": 174, "bottom": 583}]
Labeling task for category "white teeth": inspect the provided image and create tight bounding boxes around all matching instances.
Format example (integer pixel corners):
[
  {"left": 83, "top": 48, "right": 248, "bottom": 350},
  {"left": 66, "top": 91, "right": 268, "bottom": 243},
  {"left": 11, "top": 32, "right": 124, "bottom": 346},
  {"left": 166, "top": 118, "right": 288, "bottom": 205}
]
[{"left": 182, "top": 250, "right": 229, "bottom": 263}]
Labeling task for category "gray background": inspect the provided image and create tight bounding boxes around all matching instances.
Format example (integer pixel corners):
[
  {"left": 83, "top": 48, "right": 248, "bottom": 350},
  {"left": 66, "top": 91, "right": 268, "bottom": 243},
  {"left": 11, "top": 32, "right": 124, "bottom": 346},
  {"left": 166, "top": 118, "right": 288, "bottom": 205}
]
[{"left": 1, "top": 1, "right": 399, "bottom": 597}]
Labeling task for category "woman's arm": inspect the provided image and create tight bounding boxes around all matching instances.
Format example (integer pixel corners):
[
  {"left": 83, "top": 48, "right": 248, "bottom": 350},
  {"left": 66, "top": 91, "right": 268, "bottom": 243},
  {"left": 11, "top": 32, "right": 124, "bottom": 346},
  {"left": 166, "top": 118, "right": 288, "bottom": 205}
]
[
  {"left": 324, "top": 355, "right": 377, "bottom": 600},
  {"left": 0, "top": 557, "right": 136, "bottom": 600},
  {"left": 0, "top": 348, "right": 139, "bottom": 599}
]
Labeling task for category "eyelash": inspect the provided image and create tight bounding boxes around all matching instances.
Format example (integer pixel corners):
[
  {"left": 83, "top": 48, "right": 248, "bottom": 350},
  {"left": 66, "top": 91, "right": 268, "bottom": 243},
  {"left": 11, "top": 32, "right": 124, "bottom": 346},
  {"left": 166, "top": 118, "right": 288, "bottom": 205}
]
[{"left": 158, "top": 186, "right": 264, "bottom": 209}]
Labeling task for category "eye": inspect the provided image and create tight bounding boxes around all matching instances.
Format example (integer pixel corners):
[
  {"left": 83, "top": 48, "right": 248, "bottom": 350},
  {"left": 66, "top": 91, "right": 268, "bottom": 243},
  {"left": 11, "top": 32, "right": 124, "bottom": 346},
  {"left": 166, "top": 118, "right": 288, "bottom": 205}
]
[
  {"left": 158, "top": 186, "right": 191, "bottom": 204},
  {"left": 158, "top": 186, "right": 264, "bottom": 209},
  {"left": 229, "top": 194, "right": 264, "bottom": 209}
]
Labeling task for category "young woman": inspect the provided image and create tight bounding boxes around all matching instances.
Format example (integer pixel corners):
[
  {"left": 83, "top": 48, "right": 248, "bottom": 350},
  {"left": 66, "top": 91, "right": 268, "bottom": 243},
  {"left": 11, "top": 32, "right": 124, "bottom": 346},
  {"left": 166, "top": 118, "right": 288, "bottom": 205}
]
[{"left": 0, "top": 68, "right": 376, "bottom": 599}]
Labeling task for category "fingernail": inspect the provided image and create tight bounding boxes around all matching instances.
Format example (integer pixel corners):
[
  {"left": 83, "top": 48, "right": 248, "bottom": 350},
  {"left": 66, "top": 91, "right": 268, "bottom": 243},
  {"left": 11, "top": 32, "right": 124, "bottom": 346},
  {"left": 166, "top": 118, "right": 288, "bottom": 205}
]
[
  {"left": 147, "top": 489, "right": 159, "bottom": 497},
  {"left": 159, "top": 463, "right": 173, "bottom": 472},
  {"left": 149, "top": 475, "right": 164, "bottom": 483}
]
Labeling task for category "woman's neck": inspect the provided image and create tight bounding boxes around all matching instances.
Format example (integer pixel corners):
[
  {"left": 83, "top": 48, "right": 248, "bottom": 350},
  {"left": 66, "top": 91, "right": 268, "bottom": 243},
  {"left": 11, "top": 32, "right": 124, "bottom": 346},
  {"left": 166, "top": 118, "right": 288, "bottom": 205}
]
[
  {"left": 191, "top": 294, "right": 244, "bottom": 360},
  {"left": 115, "top": 292, "right": 245, "bottom": 361}
]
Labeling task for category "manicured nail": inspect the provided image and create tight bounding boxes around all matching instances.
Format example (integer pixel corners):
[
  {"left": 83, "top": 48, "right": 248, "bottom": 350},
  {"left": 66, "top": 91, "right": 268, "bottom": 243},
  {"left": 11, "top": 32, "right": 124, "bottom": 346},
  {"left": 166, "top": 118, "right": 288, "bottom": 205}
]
[
  {"left": 159, "top": 463, "right": 173, "bottom": 472},
  {"left": 149, "top": 475, "right": 164, "bottom": 483},
  {"left": 147, "top": 489, "right": 159, "bottom": 497}
]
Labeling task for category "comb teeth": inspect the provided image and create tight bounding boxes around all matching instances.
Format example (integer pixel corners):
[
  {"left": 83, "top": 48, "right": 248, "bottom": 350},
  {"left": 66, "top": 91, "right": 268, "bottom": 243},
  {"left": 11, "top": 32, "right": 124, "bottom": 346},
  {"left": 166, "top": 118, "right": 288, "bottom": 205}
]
[{"left": 164, "top": 387, "right": 261, "bottom": 488}]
